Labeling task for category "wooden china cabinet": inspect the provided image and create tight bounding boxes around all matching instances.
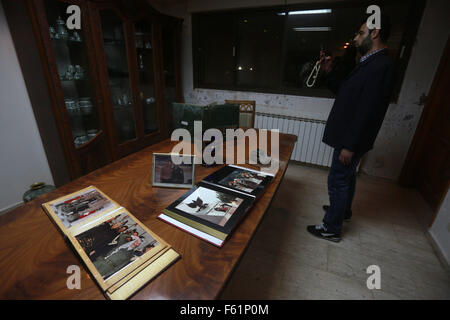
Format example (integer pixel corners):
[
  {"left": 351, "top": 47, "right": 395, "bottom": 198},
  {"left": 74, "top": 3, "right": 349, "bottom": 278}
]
[{"left": 4, "top": 0, "right": 183, "bottom": 182}]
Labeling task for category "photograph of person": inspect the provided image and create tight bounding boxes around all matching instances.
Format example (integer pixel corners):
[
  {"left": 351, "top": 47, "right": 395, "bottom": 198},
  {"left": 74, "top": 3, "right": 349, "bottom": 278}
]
[
  {"left": 152, "top": 153, "right": 195, "bottom": 188},
  {"left": 175, "top": 186, "right": 244, "bottom": 226},
  {"left": 218, "top": 168, "right": 266, "bottom": 193},
  {"left": 75, "top": 212, "right": 159, "bottom": 280},
  {"left": 50, "top": 188, "right": 114, "bottom": 228}
]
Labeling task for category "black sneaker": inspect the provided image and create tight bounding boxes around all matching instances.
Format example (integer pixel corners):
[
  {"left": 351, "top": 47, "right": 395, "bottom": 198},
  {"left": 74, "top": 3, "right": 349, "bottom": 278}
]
[
  {"left": 306, "top": 224, "right": 341, "bottom": 242},
  {"left": 323, "top": 205, "right": 352, "bottom": 222}
]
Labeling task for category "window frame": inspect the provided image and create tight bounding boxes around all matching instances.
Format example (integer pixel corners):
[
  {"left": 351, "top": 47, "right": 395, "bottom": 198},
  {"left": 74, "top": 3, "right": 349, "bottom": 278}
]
[{"left": 192, "top": 0, "right": 426, "bottom": 102}]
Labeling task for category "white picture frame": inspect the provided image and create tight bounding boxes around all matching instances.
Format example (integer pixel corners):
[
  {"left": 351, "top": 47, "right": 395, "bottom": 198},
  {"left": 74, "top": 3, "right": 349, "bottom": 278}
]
[{"left": 152, "top": 153, "right": 195, "bottom": 189}]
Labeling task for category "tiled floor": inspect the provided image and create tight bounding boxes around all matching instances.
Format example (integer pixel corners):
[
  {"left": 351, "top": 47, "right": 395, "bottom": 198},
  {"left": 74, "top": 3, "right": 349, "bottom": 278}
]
[{"left": 220, "top": 162, "right": 450, "bottom": 300}]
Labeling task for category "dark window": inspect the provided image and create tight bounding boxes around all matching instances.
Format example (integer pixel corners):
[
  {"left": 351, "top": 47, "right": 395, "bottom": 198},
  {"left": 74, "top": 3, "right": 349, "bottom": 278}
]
[
  {"left": 283, "top": 7, "right": 335, "bottom": 89},
  {"left": 235, "top": 11, "right": 284, "bottom": 88},
  {"left": 193, "top": 12, "right": 235, "bottom": 86},
  {"left": 192, "top": 0, "right": 425, "bottom": 101}
]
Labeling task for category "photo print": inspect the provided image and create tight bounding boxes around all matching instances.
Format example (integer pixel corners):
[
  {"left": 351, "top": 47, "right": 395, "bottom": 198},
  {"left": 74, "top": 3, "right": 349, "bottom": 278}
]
[
  {"left": 153, "top": 153, "right": 195, "bottom": 188},
  {"left": 50, "top": 188, "right": 114, "bottom": 228},
  {"left": 218, "top": 168, "right": 266, "bottom": 193},
  {"left": 75, "top": 212, "right": 159, "bottom": 280},
  {"left": 175, "top": 186, "right": 244, "bottom": 226}
]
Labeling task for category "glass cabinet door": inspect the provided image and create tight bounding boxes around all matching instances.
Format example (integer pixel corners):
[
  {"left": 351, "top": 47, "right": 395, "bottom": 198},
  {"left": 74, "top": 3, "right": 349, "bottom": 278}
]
[
  {"left": 100, "top": 11, "right": 137, "bottom": 144},
  {"left": 161, "top": 25, "right": 177, "bottom": 117},
  {"left": 134, "top": 20, "right": 158, "bottom": 135},
  {"left": 45, "top": 0, "right": 100, "bottom": 148}
]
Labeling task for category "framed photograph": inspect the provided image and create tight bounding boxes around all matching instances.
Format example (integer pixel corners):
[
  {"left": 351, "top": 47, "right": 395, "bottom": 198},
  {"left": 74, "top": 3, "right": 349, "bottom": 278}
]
[{"left": 152, "top": 153, "right": 195, "bottom": 188}]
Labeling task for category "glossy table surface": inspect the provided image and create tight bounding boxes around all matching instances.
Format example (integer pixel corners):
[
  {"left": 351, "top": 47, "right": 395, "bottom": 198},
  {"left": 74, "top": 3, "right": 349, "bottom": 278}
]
[{"left": 0, "top": 130, "right": 296, "bottom": 299}]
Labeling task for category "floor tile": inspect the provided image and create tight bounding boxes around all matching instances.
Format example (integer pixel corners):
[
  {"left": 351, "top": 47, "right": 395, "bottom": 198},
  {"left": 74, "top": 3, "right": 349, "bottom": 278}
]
[{"left": 219, "top": 163, "right": 449, "bottom": 300}]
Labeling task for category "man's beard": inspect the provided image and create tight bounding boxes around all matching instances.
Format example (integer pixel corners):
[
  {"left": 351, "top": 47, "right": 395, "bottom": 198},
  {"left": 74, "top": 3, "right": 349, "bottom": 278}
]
[{"left": 357, "top": 35, "right": 373, "bottom": 56}]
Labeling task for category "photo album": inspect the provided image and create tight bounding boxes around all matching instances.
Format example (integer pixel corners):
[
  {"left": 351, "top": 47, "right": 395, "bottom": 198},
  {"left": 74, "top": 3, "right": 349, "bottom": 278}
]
[
  {"left": 42, "top": 186, "right": 180, "bottom": 300},
  {"left": 159, "top": 165, "right": 274, "bottom": 247}
]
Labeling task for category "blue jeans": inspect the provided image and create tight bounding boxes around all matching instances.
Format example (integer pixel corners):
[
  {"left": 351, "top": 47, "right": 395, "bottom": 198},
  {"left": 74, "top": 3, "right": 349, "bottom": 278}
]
[{"left": 323, "top": 148, "right": 362, "bottom": 234}]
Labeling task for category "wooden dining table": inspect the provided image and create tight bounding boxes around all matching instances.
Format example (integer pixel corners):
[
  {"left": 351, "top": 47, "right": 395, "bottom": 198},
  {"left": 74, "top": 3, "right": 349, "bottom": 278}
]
[{"left": 0, "top": 130, "right": 296, "bottom": 299}]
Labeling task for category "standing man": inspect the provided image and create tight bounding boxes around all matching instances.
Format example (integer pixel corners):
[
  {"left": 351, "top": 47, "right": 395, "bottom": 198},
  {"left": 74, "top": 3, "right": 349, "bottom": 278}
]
[{"left": 307, "top": 15, "right": 395, "bottom": 242}]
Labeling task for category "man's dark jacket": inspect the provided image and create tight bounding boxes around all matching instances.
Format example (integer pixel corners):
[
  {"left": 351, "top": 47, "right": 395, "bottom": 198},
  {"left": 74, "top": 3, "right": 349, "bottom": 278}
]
[{"left": 322, "top": 49, "right": 395, "bottom": 155}]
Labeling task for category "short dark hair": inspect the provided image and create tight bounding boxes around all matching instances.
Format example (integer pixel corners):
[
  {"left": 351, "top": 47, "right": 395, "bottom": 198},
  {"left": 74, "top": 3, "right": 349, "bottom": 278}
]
[{"left": 361, "top": 13, "right": 391, "bottom": 43}]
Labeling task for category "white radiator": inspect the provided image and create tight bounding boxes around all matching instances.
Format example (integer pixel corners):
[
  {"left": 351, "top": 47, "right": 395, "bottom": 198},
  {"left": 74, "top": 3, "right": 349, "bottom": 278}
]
[{"left": 255, "top": 112, "right": 334, "bottom": 167}]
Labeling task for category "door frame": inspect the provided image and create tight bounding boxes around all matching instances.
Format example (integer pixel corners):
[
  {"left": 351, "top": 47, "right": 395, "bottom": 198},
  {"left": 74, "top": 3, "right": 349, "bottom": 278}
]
[{"left": 399, "top": 37, "right": 450, "bottom": 224}]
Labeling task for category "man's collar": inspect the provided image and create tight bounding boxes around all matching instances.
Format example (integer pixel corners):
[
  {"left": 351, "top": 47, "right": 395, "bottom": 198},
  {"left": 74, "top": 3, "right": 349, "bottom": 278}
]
[{"left": 359, "top": 47, "right": 387, "bottom": 63}]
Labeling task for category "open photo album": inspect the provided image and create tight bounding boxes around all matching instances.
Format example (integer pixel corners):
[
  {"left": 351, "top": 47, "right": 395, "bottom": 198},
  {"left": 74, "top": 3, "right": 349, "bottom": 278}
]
[
  {"left": 202, "top": 164, "right": 275, "bottom": 199},
  {"left": 159, "top": 165, "right": 275, "bottom": 247},
  {"left": 42, "top": 186, "right": 180, "bottom": 300}
]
